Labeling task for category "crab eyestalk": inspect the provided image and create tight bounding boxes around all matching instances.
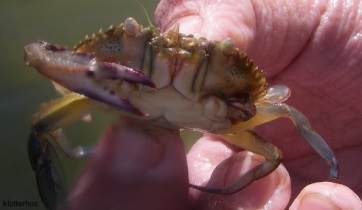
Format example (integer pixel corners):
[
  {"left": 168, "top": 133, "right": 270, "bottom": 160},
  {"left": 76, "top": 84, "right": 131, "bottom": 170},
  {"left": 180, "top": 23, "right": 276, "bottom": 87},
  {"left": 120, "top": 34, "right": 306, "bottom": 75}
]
[{"left": 24, "top": 41, "right": 154, "bottom": 116}]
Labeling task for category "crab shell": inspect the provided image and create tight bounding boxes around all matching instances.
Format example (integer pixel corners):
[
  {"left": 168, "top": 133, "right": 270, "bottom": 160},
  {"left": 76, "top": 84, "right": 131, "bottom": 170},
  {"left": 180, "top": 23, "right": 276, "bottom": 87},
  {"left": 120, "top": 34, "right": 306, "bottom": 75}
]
[{"left": 24, "top": 17, "right": 267, "bottom": 132}]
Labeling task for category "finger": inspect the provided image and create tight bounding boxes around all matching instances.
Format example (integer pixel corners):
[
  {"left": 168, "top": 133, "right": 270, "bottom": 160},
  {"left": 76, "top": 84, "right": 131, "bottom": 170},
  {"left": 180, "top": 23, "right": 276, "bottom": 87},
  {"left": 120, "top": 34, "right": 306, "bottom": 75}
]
[
  {"left": 67, "top": 118, "right": 189, "bottom": 210},
  {"left": 155, "top": 0, "right": 327, "bottom": 77},
  {"left": 187, "top": 135, "right": 291, "bottom": 210},
  {"left": 290, "top": 182, "right": 362, "bottom": 210}
]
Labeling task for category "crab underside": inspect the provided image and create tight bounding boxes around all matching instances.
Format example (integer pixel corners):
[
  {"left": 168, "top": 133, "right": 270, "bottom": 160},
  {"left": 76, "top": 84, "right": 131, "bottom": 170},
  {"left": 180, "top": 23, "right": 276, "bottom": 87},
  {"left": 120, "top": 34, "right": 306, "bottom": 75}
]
[{"left": 25, "top": 17, "right": 338, "bottom": 210}]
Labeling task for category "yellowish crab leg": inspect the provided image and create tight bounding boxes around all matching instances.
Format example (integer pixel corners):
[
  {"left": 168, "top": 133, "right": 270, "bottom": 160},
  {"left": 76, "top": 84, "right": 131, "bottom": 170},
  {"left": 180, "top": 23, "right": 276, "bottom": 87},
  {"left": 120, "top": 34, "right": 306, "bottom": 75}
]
[
  {"left": 32, "top": 93, "right": 93, "bottom": 134},
  {"left": 231, "top": 103, "right": 338, "bottom": 178},
  {"left": 190, "top": 85, "right": 337, "bottom": 194},
  {"left": 191, "top": 103, "right": 337, "bottom": 194},
  {"left": 28, "top": 93, "right": 97, "bottom": 210},
  {"left": 190, "top": 130, "right": 282, "bottom": 194},
  {"left": 31, "top": 93, "right": 97, "bottom": 158}
]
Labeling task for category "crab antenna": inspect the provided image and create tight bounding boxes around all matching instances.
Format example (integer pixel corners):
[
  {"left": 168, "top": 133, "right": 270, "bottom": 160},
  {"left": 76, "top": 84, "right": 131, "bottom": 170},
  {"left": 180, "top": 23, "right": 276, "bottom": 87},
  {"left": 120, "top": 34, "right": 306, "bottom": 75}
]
[{"left": 135, "top": 0, "right": 154, "bottom": 27}]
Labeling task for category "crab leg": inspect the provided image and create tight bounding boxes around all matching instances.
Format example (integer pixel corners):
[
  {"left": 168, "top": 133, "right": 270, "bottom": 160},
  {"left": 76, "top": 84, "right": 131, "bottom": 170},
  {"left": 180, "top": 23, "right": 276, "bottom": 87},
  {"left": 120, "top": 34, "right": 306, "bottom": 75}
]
[
  {"left": 28, "top": 131, "right": 66, "bottom": 210},
  {"left": 29, "top": 93, "right": 96, "bottom": 169},
  {"left": 227, "top": 103, "right": 338, "bottom": 179},
  {"left": 24, "top": 41, "right": 154, "bottom": 116},
  {"left": 193, "top": 102, "right": 337, "bottom": 194},
  {"left": 190, "top": 131, "right": 282, "bottom": 194},
  {"left": 32, "top": 93, "right": 94, "bottom": 133},
  {"left": 29, "top": 93, "right": 97, "bottom": 210}
]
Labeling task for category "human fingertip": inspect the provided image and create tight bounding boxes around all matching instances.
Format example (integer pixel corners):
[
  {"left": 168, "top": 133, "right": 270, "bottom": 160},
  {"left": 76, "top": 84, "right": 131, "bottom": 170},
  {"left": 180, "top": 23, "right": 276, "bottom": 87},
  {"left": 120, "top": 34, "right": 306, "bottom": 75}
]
[
  {"left": 265, "top": 163, "right": 291, "bottom": 210},
  {"left": 295, "top": 194, "right": 340, "bottom": 210},
  {"left": 290, "top": 182, "right": 362, "bottom": 210},
  {"left": 67, "top": 117, "right": 191, "bottom": 210},
  {"left": 210, "top": 152, "right": 290, "bottom": 210},
  {"left": 188, "top": 141, "right": 291, "bottom": 210}
]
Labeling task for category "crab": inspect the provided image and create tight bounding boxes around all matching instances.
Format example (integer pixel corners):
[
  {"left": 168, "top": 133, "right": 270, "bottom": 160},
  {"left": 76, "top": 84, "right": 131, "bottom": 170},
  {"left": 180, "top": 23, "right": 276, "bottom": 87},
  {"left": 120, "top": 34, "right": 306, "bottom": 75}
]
[{"left": 24, "top": 17, "right": 338, "bottom": 209}]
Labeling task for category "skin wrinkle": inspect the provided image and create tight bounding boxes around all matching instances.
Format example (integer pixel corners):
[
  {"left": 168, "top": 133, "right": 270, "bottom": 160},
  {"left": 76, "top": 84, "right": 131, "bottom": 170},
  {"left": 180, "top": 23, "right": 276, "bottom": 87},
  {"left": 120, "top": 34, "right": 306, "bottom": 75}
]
[
  {"left": 291, "top": 0, "right": 361, "bottom": 84},
  {"left": 317, "top": 1, "right": 354, "bottom": 78},
  {"left": 248, "top": 0, "right": 329, "bottom": 78},
  {"left": 268, "top": 0, "right": 329, "bottom": 81},
  {"left": 342, "top": 0, "right": 362, "bottom": 73},
  {"left": 265, "top": 0, "right": 289, "bottom": 74}
]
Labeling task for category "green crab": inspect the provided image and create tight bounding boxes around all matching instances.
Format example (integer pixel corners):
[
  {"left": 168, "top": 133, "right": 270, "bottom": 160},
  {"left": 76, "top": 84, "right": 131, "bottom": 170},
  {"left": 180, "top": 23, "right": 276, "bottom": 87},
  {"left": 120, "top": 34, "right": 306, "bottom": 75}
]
[{"left": 24, "top": 17, "right": 338, "bottom": 209}]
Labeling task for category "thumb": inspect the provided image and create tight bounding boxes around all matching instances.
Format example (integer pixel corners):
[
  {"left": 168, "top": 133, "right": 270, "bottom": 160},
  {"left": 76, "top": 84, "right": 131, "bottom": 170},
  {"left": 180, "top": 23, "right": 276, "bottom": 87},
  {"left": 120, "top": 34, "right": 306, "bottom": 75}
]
[
  {"left": 155, "top": 0, "right": 326, "bottom": 77},
  {"left": 67, "top": 118, "right": 189, "bottom": 210}
]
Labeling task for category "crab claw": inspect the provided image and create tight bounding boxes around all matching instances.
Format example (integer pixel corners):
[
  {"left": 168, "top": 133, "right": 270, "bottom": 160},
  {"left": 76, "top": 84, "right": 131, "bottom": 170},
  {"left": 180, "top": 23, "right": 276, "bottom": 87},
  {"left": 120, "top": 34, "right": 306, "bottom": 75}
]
[
  {"left": 24, "top": 41, "right": 149, "bottom": 116},
  {"left": 89, "top": 61, "right": 156, "bottom": 88}
]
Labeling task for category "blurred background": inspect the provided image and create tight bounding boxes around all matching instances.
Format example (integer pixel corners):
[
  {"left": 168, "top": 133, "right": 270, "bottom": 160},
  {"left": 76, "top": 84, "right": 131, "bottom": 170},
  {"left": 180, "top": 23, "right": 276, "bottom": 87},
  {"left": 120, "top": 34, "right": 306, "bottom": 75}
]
[{"left": 0, "top": 1, "right": 175, "bottom": 209}]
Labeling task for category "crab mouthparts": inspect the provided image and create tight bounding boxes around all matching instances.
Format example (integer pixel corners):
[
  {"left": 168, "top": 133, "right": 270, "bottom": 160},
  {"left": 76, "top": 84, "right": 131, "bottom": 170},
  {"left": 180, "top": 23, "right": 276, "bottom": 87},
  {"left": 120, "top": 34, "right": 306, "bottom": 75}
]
[{"left": 24, "top": 41, "right": 153, "bottom": 116}]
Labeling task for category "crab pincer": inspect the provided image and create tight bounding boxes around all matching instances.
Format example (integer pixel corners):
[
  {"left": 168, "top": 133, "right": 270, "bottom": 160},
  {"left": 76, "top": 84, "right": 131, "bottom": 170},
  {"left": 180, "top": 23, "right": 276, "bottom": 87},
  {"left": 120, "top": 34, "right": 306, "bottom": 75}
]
[
  {"left": 24, "top": 41, "right": 154, "bottom": 116},
  {"left": 88, "top": 61, "right": 155, "bottom": 88}
]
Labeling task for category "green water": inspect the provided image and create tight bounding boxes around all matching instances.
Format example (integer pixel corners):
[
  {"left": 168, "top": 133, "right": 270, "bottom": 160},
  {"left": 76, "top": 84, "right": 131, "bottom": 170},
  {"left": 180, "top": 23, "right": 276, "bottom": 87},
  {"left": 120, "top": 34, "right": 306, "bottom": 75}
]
[{"left": 0, "top": 1, "right": 164, "bottom": 209}]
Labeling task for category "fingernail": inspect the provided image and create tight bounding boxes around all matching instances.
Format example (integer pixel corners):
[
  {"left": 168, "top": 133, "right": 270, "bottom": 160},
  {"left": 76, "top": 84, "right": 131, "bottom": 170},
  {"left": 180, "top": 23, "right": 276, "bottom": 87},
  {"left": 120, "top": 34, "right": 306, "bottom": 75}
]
[{"left": 299, "top": 194, "right": 339, "bottom": 210}]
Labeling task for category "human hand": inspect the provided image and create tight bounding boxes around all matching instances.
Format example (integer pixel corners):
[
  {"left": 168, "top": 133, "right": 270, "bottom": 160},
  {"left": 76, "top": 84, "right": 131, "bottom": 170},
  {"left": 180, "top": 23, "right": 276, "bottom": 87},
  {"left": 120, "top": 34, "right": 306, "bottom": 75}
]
[{"left": 67, "top": 0, "right": 362, "bottom": 209}]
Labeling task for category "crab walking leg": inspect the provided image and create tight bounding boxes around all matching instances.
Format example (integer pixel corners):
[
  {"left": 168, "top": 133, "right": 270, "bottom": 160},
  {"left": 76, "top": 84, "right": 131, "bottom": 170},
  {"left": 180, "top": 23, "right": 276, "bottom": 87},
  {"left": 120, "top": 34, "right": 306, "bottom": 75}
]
[
  {"left": 28, "top": 132, "right": 66, "bottom": 210},
  {"left": 230, "top": 103, "right": 338, "bottom": 178},
  {"left": 29, "top": 93, "right": 97, "bottom": 210},
  {"left": 190, "top": 131, "right": 282, "bottom": 194},
  {"left": 30, "top": 93, "right": 97, "bottom": 160}
]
